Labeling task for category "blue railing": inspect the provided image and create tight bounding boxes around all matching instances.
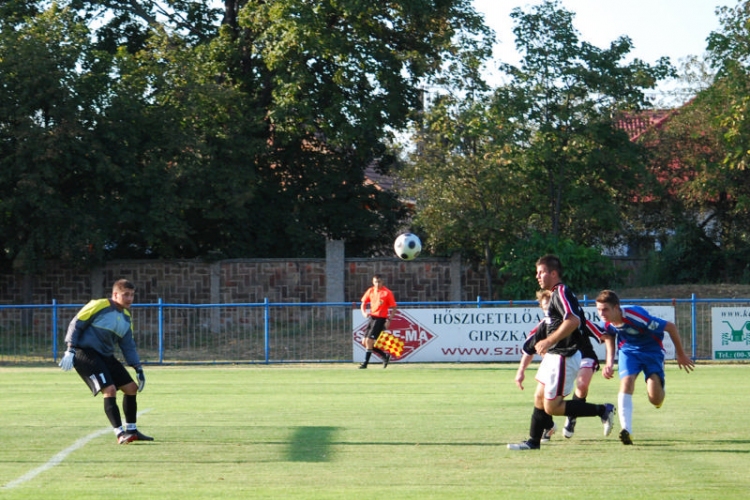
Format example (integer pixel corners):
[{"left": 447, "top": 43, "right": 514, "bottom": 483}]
[{"left": 0, "top": 295, "right": 748, "bottom": 364}]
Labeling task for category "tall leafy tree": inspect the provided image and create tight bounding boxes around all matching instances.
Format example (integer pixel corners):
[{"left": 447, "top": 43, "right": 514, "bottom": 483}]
[
  {"left": 2, "top": 0, "right": 494, "bottom": 267},
  {"left": 399, "top": 0, "right": 674, "bottom": 297},
  {"left": 0, "top": 5, "right": 110, "bottom": 271},
  {"left": 644, "top": 0, "right": 750, "bottom": 280},
  {"left": 502, "top": 0, "right": 674, "bottom": 247},
  {"left": 400, "top": 92, "right": 529, "bottom": 298},
  {"left": 223, "top": 0, "right": 494, "bottom": 256}
]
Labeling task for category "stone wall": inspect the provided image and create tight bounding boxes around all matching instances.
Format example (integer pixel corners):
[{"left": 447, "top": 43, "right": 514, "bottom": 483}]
[
  {"left": 0, "top": 255, "right": 643, "bottom": 306},
  {"left": 0, "top": 256, "right": 483, "bottom": 305}
]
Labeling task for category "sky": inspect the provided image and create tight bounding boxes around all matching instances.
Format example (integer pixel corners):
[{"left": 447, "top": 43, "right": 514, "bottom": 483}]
[{"left": 472, "top": 0, "right": 735, "bottom": 100}]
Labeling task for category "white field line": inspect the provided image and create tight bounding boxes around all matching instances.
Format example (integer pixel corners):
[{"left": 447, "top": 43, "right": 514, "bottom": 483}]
[{"left": 2, "top": 408, "right": 152, "bottom": 490}]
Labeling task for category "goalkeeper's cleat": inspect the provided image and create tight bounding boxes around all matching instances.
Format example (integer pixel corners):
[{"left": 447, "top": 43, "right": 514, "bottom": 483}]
[
  {"left": 601, "top": 403, "right": 616, "bottom": 437},
  {"left": 507, "top": 440, "right": 540, "bottom": 451},
  {"left": 383, "top": 352, "right": 391, "bottom": 369},
  {"left": 541, "top": 422, "right": 557, "bottom": 442},
  {"left": 133, "top": 430, "right": 154, "bottom": 441},
  {"left": 563, "top": 416, "right": 577, "bottom": 438},
  {"left": 619, "top": 429, "right": 633, "bottom": 445},
  {"left": 358, "top": 363, "right": 367, "bottom": 369},
  {"left": 117, "top": 432, "right": 136, "bottom": 445}
]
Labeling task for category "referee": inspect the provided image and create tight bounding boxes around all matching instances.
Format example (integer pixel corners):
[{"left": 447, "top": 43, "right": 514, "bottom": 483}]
[{"left": 359, "top": 274, "right": 397, "bottom": 369}]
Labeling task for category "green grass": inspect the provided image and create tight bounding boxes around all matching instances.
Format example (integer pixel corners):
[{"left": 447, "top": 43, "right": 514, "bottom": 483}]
[{"left": 0, "top": 363, "right": 748, "bottom": 499}]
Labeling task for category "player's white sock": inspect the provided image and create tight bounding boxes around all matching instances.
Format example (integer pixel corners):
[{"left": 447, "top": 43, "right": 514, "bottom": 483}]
[{"left": 618, "top": 392, "right": 633, "bottom": 433}]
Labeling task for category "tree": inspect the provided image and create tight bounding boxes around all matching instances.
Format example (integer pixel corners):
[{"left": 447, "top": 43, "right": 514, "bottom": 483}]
[
  {"left": 398, "top": 0, "right": 675, "bottom": 297},
  {"left": 225, "top": 0, "right": 494, "bottom": 255},
  {"left": 502, "top": 0, "right": 674, "bottom": 247},
  {"left": 639, "top": 0, "right": 750, "bottom": 282},
  {"left": 1, "top": 0, "right": 494, "bottom": 269},
  {"left": 400, "top": 92, "right": 530, "bottom": 299},
  {"left": 0, "top": 5, "right": 114, "bottom": 271}
]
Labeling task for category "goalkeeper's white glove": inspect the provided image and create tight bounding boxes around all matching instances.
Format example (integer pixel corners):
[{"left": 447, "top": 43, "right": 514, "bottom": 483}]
[
  {"left": 136, "top": 367, "right": 146, "bottom": 392},
  {"left": 59, "top": 349, "right": 75, "bottom": 371}
]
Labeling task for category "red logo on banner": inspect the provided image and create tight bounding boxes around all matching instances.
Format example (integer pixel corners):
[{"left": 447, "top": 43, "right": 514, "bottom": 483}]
[{"left": 354, "top": 311, "right": 436, "bottom": 361}]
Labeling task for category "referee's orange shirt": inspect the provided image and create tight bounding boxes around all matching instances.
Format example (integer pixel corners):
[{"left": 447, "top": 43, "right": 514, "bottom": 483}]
[{"left": 361, "top": 287, "right": 397, "bottom": 318}]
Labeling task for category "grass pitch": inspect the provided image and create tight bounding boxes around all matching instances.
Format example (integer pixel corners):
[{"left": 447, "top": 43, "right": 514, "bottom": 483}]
[{"left": 0, "top": 363, "right": 747, "bottom": 499}]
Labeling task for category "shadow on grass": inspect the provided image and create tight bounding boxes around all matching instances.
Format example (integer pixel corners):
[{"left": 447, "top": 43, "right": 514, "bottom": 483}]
[{"left": 286, "top": 426, "right": 339, "bottom": 462}]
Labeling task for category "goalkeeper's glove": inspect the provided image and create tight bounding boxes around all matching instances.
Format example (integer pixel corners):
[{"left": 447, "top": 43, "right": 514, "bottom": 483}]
[
  {"left": 59, "top": 349, "right": 75, "bottom": 371},
  {"left": 136, "top": 367, "right": 146, "bottom": 392}
]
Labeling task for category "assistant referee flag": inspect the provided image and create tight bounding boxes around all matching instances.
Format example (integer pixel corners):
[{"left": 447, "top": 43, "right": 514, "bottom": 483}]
[{"left": 374, "top": 331, "right": 404, "bottom": 358}]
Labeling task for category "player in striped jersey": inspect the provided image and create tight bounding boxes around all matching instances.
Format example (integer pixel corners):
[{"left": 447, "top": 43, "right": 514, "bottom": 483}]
[{"left": 508, "top": 255, "right": 615, "bottom": 450}]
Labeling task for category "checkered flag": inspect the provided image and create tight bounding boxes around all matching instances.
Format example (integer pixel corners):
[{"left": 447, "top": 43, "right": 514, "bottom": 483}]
[{"left": 374, "top": 331, "right": 404, "bottom": 358}]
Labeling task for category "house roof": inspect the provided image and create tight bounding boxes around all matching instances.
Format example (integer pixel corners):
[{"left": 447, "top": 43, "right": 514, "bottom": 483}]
[
  {"left": 614, "top": 108, "right": 677, "bottom": 142},
  {"left": 364, "top": 162, "right": 397, "bottom": 192}
]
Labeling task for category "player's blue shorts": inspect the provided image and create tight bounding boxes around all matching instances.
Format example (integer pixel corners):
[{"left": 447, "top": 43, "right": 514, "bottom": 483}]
[{"left": 618, "top": 349, "right": 665, "bottom": 384}]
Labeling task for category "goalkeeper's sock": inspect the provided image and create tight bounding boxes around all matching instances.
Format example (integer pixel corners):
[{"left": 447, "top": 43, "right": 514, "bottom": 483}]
[
  {"left": 123, "top": 394, "right": 137, "bottom": 424},
  {"left": 104, "top": 397, "right": 123, "bottom": 429}
]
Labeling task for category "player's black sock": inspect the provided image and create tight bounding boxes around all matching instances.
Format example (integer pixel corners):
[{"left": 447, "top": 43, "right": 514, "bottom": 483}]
[
  {"left": 373, "top": 348, "right": 387, "bottom": 359},
  {"left": 363, "top": 350, "right": 372, "bottom": 366},
  {"left": 123, "top": 394, "right": 137, "bottom": 424},
  {"left": 572, "top": 394, "right": 586, "bottom": 403},
  {"left": 564, "top": 399, "right": 600, "bottom": 417},
  {"left": 103, "top": 396, "right": 122, "bottom": 429},
  {"left": 529, "top": 407, "right": 548, "bottom": 444}
]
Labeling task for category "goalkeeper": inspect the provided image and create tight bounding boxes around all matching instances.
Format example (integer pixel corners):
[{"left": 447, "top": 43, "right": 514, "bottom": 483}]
[{"left": 58, "top": 279, "right": 153, "bottom": 444}]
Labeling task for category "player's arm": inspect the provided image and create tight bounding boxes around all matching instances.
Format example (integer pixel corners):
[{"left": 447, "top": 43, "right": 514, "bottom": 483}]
[
  {"left": 665, "top": 322, "right": 695, "bottom": 373},
  {"left": 385, "top": 302, "right": 397, "bottom": 327},
  {"left": 360, "top": 293, "right": 369, "bottom": 317},
  {"left": 515, "top": 352, "right": 534, "bottom": 390},
  {"left": 602, "top": 334, "right": 616, "bottom": 379}
]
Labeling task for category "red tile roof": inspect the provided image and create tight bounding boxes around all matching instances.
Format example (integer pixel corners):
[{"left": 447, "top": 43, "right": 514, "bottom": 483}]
[{"left": 615, "top": 108, "right": 676, "bottom": 141}]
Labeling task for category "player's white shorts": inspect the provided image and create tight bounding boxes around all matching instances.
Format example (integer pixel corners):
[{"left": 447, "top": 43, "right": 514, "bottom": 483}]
[
  {"left": 579, "top": 356, "right": 598, "bottom": 371},
  {"left": 535, "top": 351, "right": 581, "bottom": 400}
]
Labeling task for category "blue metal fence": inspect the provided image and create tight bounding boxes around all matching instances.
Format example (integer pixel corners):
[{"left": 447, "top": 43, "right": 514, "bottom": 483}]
[{"left": 0, "top": 296, "right": 748, "bottom": 365}]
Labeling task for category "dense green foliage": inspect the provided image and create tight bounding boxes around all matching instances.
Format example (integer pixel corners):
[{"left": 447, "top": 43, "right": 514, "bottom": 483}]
[
  {"left": 496, "top": 233, "right": 619, "bottom": 300},
  {"left": 4, "top": 0, "right": 750, "bottom": 293},
  {"left": 399, "top": 0, "right": 671, "bottom": 297},
  {"left": 0, "top": 0, "right": 491, "bottom": 270},
  {"left": 630, "top": 1, "right": 750, "bottom": 285}
]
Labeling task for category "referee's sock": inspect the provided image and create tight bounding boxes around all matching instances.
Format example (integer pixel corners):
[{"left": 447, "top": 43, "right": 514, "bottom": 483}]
[{"left": 363, "top": 350, "right": 373, "bottom": 366}]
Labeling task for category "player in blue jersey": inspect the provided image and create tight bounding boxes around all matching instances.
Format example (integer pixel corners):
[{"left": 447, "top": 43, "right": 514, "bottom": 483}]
[
  {"left": 59, "top": 279, "right": 152, "bottom": 444},
  {"left": 508, "top": 255, "right": 616, "bottom": 451},
  {"left": 596, "top": 289, "right": 694, "bottom": 445}
]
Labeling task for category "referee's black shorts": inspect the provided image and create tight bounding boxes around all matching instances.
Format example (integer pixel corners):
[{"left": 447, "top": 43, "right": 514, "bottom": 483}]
[{"left": 365, "top": 316, "right": 388, "bottom": 340}]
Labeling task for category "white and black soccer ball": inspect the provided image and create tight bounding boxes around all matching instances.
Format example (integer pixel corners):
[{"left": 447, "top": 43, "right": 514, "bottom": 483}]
[{"left": 394, "top": 233, "right": 422, "bottom": 261}]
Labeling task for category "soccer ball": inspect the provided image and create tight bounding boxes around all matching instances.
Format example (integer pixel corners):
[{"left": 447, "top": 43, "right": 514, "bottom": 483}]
[{"left": 394, "top": 233, "right": 422, "bottom": 260}]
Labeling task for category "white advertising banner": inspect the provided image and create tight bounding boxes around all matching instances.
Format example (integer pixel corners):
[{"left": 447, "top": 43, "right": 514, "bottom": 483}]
[
  {"left": 352, "top": 305, "right": 676, "bottom": 363},
  {"left": 711, "top": 307, "right": 750, "bottom": 360}
]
